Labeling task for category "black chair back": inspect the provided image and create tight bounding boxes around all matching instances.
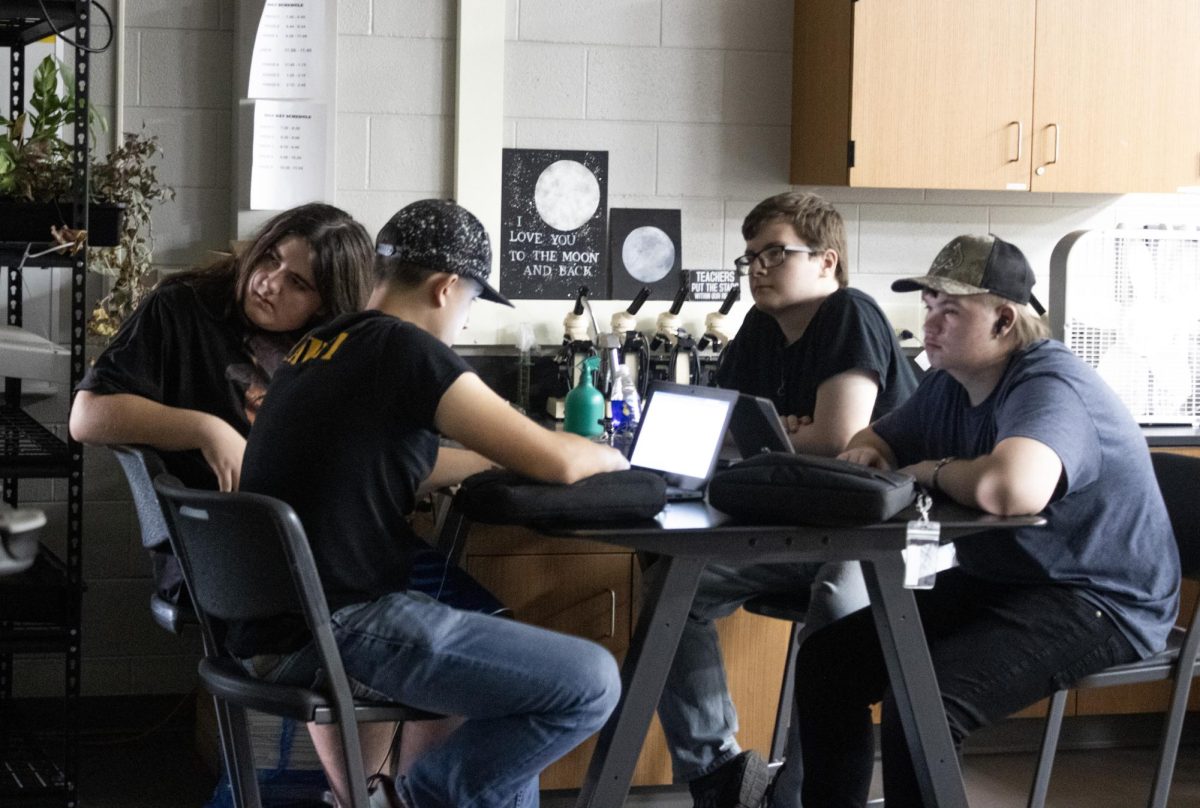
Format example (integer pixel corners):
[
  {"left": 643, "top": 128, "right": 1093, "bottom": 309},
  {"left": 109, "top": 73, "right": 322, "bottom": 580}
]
[
  {"left": 1151, "top": 451, "right": 1200, "bottom": 577},
  {"left": 152, "top": 475, "right": 330, "bottom": 643},
  {"left": 152, "top": 473, "right": 379, "bottom": 808}
]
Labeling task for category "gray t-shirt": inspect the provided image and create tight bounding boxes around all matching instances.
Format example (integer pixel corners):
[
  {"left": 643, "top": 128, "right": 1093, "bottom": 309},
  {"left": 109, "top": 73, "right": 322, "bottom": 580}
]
[{"left": 872, "top": 340, "right": 1179, "bottom": 656}]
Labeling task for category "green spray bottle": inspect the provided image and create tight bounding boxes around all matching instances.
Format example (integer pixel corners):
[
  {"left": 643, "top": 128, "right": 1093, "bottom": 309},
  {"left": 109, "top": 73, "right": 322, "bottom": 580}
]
[{"left": 564, "top": 355, "right": 605, "bottom": 437}]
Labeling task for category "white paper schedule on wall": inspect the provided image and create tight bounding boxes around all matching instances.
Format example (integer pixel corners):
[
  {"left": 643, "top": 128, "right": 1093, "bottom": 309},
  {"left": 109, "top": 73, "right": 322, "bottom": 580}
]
[
  {"left": 250, "top": 100, "right": 328, "bottom": 210},
  {"left": 248, "top": 0, "right": 327, "bottom": 100}
]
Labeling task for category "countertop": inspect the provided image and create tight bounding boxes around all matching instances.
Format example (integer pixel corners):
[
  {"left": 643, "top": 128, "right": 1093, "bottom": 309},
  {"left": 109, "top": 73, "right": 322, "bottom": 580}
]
[{"left": 1142, "top": 426, "right": 1200, "bottom": 447}]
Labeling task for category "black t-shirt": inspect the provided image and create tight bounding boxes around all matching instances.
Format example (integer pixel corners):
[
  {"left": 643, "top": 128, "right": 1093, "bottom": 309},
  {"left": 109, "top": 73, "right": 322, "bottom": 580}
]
[
  {"left": 232, "top": 310, "right": 472, "bottom": 655},
  {"left": 77, "top": 282, "right": 296, "bottom": 490},
  {"left": 715, "top": 287, "right": 917, "bottom": 420}
]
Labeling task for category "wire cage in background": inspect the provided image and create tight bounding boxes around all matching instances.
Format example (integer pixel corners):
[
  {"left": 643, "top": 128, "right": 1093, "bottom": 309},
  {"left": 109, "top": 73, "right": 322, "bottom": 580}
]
[{"left": 1050, "top": 228, "right": 1200, "bottom": 426}]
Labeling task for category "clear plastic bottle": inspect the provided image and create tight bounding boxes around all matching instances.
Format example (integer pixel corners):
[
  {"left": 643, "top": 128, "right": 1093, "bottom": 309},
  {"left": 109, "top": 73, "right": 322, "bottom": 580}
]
[
  {"left": 609, "top": 363, "right": 641, "bottom": 455},
  {"left": 515, "top": 322, "right": 536, "bottom": 414}
]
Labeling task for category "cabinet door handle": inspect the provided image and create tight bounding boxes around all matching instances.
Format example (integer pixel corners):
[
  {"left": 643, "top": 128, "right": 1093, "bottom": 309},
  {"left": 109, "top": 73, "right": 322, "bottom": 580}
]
[
  {"left": 603, "top": 588, "right": 616, "bottom": 638},
  {"left": 1007, "top": 120, "right": 1023, "bottom": 164},
  {"left": 1036, "top": 123, "right": 1060, "bottom": 175}
]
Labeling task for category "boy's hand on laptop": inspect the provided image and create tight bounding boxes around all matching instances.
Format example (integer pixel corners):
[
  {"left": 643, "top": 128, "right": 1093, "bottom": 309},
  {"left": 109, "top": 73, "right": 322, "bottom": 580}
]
[
  {"left": 555, "top": 433, "right": 630, "bottom": 480},
  {"left": 594, "top": 442, "right": 631, "bottom": 473},
  {"left": 784, "top": 414, "right": 813, "bottom": 433},
  {"left": 838, "top": 446, "right": 888, "bottom": 469}
]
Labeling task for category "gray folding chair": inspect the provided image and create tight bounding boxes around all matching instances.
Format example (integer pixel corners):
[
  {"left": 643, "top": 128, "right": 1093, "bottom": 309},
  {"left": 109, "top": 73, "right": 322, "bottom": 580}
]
[
  {"left": 110, "top": 445, "right": 195, "bottom": 633},
  {"left": 1028, "top": 451, "right": 1200, "bottom": 808},
  {"left": 153, "top": 474, "right": 439, "bottom": 808}
]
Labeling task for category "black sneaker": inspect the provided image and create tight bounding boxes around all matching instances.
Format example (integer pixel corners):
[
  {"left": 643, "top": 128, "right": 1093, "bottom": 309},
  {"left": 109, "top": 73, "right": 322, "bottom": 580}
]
[{"left": 688, "top": 750, "right": 771, "bottom": 808}]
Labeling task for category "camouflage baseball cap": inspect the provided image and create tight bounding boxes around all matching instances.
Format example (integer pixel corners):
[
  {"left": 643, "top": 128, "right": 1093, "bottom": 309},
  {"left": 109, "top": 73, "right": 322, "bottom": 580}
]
[
  {"left": 376, "top": 199, "right": 513, "bottom": 307},
  {"left": 892, "top": 234, "right": 1036, "bottom": 306}
]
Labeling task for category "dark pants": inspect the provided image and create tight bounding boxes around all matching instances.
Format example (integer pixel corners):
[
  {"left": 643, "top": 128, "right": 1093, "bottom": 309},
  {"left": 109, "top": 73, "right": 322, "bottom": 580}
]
[
  {"left": 408, "top": 545, "right": 507, "bottom": 615},
  {"left": 793, "top": 568, "right": 1138, "bottom": 808}
]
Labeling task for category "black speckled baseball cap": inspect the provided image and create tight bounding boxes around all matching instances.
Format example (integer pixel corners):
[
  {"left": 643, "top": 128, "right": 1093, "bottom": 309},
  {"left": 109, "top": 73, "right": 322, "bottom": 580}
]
[{"left": 376, "top": 199, "right": 512, "bottom": 307}]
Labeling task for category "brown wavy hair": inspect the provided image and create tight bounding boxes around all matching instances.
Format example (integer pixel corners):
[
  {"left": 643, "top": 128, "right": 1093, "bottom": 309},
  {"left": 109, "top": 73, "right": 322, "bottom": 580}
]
[{"left": 164, "top": 203, "right": 373, "bottom": 329}]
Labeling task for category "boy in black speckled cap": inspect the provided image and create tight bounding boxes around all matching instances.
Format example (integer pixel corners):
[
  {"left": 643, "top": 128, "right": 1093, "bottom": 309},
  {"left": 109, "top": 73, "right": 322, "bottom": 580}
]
[
  {"left": 237, "top": 199, "right": 628, "bottom": 807},
  {"left": 372, "top": 197, "right": 513, "bottom": 307}
]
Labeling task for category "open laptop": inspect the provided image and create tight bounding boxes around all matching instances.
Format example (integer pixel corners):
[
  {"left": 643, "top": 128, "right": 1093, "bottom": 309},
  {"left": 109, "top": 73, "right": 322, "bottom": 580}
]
[
  {"left": 627, "top": 382, "right": 740, "bottom": 501},
  {"left": 728, "top": 394, "right": 794, "bottom": 458}
]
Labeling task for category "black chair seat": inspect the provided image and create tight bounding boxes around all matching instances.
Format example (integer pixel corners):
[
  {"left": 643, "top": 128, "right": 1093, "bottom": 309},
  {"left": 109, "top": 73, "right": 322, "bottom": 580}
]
[
  {"left": 1072, "top": 626, "right": 1190, "bottom": 687},
  {"left": 199, "top": 658, "right": 440, "bottom": 725}
]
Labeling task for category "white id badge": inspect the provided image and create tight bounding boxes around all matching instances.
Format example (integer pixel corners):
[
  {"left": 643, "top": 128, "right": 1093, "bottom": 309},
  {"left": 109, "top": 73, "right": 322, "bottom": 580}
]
[{"left": 903, "top": 492, "right": 940, "bottom": 590}]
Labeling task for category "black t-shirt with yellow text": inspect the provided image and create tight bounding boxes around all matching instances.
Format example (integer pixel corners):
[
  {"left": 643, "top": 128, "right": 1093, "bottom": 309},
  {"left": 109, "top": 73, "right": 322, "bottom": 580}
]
[{"left": 233, "top": 311, "right": 471, "bottom": 655}]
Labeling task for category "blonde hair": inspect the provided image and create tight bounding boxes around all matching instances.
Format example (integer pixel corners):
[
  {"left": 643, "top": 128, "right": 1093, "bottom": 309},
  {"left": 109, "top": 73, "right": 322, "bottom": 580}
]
[{"left": 981, "top": 293, "right": 1050, "bottom": 349}]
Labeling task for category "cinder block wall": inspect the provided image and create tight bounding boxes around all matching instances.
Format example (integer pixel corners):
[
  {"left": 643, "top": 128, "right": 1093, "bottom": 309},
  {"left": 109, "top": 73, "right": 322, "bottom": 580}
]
[{"left": 6, "top": 0, "right": 1199, "bottom": 696}]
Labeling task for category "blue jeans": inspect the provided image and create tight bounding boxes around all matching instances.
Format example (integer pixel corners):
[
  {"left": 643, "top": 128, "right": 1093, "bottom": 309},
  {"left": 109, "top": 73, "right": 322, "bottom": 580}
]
[
  {"left": 652, "top": 559, "right": 869, "bottom": 806},
  {"left": 793, "top": 568, "right": 1139, "bottom": 808},
  {"left": 258, "top": 590, "right": 621, "bottom": 808}
]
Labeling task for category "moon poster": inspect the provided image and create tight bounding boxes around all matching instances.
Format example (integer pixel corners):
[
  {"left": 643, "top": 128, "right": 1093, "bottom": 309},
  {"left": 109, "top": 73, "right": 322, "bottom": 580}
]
[
  {"left": 608, "top": 208, "right": 683, "bottom": 302},
  {"left": 500, "top": 148, "right": 609, "bottom": 300}
]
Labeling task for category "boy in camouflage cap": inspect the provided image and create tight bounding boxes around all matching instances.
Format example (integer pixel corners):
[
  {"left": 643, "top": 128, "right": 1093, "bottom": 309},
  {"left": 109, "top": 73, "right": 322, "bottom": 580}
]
[{"left": 789, "top": 234, "right": 1178, "bottom": 808}]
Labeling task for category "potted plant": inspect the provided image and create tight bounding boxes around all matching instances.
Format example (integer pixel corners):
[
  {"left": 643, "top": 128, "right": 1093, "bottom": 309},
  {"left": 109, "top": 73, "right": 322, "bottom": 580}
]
[
  {"left": 0, "top": 55, "right": 174, "bottom": 337},
  {"left": 86, "top": 127, "right": 174, "bottom": 338}
]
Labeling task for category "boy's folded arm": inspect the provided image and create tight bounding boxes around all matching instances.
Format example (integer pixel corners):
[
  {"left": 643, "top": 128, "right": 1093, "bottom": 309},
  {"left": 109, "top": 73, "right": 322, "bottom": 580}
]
[{"left": 788, "top": 369, "right": 880, "bottom": 456}]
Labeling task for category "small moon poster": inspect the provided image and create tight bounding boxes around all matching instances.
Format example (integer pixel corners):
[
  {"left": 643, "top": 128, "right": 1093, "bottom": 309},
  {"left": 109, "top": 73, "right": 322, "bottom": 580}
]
[
  {"left": 500, "top": 148, "right": 609, "bottom": 300},
  {"left": 608, "top": 208, "right": 682, "bottom": 302}
]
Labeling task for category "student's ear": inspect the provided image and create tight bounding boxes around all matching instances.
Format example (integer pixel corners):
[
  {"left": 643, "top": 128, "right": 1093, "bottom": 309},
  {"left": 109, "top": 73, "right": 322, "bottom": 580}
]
[
  {"left": 817, "top": 248, "right": 838, "bottom": 278},
  {"left": 429, "top": 273, "right": 459, "bottom": 309},
  {"left": 992, "top": 304, "right": 1015, "bottom": 337}
]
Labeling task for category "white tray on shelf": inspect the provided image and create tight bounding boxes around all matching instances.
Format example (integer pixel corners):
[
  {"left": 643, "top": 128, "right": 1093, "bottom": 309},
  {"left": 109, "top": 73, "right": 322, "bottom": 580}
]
[
  {"left": 0, "top": 505, "right": 46, "bottom": 576},
  {"left": 0, "top": 325, "right": 71, "bottom": 383}
]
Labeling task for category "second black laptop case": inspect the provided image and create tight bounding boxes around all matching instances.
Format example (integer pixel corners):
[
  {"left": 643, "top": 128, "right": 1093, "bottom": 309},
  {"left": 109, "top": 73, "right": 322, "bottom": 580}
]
[{"left": 707, "top": 452, "right": 916, "bottom": 526}]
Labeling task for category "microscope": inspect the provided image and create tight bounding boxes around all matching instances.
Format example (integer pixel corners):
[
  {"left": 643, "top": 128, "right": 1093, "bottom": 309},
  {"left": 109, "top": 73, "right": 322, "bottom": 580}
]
[
  {"left": 547, "top": 286, "right": 599, "bottom": 419},
  {"left": 697, "top": 284, "right": 740, "bottom": 386},
  {"left": 647, "top": 272, "right": 700, "bottom": 387},
  {"left": 609, "top": 286, "right": 651, "bottom": 400}
]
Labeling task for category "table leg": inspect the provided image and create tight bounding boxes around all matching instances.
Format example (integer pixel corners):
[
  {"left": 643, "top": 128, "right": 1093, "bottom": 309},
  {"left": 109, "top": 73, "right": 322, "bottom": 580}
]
[
  {"left": 575, "top": 553, "right": 708, "bottom": 808},
  {"left": 862, "top": 554, "right": 969, "bottom": 808}
]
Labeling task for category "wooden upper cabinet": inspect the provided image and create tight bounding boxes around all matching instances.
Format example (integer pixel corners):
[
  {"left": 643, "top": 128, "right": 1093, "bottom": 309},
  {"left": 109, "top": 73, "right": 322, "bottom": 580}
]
[
  {"left": 1030, "top": 0, "right": 1200, "bottom": 193},
  {"left": 849, "top": 0, "right": 1036, "bottom": 190},
  {"left": 792, "top": 0, "right": 1200, "bottom": 193}
]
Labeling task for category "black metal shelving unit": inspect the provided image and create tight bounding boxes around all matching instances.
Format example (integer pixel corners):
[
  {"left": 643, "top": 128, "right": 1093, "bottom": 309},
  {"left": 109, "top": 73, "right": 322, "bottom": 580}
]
[{"left": 1, "top": 3, "right": 92, "bottom": 806}]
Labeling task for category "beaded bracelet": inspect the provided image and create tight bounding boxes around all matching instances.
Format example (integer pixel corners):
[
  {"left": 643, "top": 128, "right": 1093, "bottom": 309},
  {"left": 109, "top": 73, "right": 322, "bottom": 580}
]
[{"left": 931, "top": 456, "right": 957, "bottom": 493}]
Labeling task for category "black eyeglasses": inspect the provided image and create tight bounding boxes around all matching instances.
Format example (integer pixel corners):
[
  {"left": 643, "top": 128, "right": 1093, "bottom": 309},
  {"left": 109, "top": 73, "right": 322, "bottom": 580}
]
[{"left": 733, "top": 244, "right": 821, "bottom": 275}]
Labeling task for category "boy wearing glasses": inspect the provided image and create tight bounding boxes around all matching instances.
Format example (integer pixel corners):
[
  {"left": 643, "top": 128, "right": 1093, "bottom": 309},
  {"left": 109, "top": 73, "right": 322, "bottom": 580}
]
[{"left": 655, "top": 191, "right": 916, "bottom": 808}]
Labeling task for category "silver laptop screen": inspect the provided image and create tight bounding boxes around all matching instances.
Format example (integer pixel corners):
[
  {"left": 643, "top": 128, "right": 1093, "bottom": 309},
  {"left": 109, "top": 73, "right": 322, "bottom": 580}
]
[{"left": 628, "top": 390, "right": 733, "bottom": 480}]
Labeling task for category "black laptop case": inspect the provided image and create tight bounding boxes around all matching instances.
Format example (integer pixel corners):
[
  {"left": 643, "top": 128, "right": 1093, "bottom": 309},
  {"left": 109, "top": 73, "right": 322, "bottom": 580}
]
[
  {"left": 456, "top": 468, "right": 667, "bottom": 527},
  {"left": 708, "top": 452, "right": 916, "bottom": 526}
]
